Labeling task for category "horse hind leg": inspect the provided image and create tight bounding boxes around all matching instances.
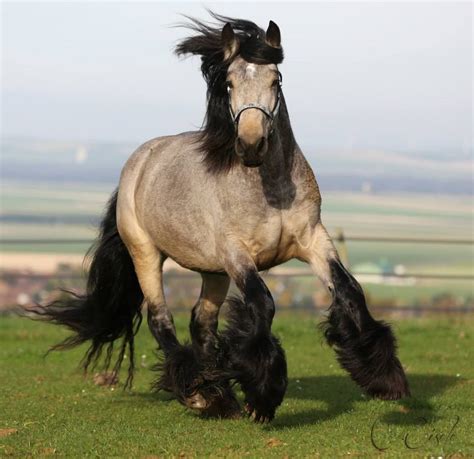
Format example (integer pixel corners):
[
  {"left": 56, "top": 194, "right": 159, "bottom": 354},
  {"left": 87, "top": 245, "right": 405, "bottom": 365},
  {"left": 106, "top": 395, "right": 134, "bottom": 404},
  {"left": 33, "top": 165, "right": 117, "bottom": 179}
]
[
  {"left": 122, "top": 239, "right": 187, "bottom": 398},
  {"left": 299, "top": 223, "right": 410, "bottom": 399},
  {"left": 125, "top": 241, "right": 178, "bottom": 353},
  {"left": 187, "top": 273, "right": 241, "bottom": 418},
  {"left": 190, "top": 273, "right": 229, "bottom": 356},
  {"left": 126, "top": 238, "right": 236, "bottom": 415}
]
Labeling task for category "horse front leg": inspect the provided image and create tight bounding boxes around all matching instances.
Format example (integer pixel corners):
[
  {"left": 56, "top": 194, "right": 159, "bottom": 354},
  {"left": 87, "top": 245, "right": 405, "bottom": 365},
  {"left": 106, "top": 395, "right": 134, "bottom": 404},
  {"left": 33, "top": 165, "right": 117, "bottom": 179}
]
[
  {"left": 220, "top": 249, "right": 288, "bottom": 423},
  {"left": 297, "top": 222, "right": 410, "bottom": 399}
]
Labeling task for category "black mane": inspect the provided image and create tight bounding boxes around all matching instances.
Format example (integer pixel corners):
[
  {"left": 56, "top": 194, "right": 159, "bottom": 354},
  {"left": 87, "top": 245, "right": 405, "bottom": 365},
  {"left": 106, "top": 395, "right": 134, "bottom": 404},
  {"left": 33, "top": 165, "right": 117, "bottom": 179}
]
[{"left": 175, "top": 12, "right": 287, "bottom": 174}]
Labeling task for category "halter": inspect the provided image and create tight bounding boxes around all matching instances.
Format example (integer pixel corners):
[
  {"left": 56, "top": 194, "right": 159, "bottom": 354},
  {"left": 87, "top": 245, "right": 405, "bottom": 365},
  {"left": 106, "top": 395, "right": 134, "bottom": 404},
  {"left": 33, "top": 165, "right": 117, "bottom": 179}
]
[{"left": 227, "top": 71, "right": 282, "bottom": 131}]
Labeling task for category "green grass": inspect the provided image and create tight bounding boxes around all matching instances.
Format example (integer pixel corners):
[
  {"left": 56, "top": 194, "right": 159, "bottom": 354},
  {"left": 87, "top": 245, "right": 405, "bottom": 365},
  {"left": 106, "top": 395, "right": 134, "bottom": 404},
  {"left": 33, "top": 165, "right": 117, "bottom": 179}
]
[{"left": 1, "top": 314, "right": 473, "bottom": 457}]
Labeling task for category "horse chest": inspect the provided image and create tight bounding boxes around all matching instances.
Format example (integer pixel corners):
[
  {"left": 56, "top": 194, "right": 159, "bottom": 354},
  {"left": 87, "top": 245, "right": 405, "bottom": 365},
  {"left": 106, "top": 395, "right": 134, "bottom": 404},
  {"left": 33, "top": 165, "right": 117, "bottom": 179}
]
[{"left": 230, "top": 211, "right": 293, "bottom": 268}]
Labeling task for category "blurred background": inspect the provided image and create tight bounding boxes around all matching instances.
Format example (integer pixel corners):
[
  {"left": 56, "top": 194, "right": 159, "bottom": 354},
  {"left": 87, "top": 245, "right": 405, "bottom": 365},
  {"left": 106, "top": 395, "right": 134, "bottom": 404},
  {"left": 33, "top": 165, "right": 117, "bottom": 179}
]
[{"left": 1, "top": 1, "right": 472, "bottom": 315}]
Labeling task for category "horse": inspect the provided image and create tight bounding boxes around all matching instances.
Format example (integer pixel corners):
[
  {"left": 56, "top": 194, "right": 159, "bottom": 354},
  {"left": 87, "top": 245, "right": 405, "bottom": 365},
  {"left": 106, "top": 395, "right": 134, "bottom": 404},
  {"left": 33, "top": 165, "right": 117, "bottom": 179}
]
[{"left": 33, "top": 13, "right": 410, "bottom": 422}]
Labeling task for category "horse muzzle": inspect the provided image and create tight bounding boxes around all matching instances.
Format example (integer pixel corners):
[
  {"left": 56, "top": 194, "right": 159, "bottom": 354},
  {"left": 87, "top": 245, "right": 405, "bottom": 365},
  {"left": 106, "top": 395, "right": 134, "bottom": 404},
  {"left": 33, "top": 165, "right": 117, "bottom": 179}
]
[{"left": 235, "top": 135, "right": 268, "bottom": 167}]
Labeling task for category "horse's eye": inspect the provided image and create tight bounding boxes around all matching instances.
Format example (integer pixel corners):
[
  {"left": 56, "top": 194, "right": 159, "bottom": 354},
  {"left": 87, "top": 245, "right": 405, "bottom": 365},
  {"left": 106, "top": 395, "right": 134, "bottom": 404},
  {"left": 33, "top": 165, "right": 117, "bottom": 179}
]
[
  {"left": 226, "top": 81, "right": 233, "bottom": 92},
  {"left": 271, "top": 79, "right": 279, "bottom": 88}
]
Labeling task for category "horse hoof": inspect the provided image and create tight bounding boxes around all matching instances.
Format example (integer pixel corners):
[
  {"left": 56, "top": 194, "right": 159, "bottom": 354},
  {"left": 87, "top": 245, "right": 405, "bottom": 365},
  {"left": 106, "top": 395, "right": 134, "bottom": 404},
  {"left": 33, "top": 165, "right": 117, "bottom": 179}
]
[
  {"left": 185, "top": 392, "right": 208, "bottom": 410},
  {"left": 245, "top": 403, "right": 273, "bottom": 423},
  {"left": 197, "top": 388, "right": 242, "bottom": 419},
  {"left": 185, "top": 391, "right": 241, "bottom": 419}
]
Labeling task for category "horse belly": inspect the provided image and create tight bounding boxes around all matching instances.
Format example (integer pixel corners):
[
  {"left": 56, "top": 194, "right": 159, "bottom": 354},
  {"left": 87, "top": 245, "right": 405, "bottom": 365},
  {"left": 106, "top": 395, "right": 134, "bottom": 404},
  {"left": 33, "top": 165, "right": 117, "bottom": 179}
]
[{"left": 146, "top": 214, "right": 223, "bottom": 272}]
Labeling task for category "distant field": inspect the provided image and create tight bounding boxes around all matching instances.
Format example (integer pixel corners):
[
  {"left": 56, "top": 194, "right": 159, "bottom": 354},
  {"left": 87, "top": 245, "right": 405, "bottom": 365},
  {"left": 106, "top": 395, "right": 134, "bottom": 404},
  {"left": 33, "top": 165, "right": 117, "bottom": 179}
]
[
  {"left": 293, "top": 275, "right": 473, "bottom": 306},
  {"left": 1, "top": 181, "right": 108, "bottom": 253},
  {"left": 1, "top": 313, "right": 473, "bottom": 457},
  {"left": 1, "top": 180, "right": 473, "bottom": 303},
  {"left": 322, "top": 192, "right": 473, "bottom": 240}
]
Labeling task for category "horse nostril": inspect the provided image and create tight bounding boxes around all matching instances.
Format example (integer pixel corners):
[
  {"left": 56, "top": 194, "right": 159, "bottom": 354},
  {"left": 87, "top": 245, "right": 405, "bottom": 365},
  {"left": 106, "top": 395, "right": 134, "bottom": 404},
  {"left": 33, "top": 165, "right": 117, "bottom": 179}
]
[
  {"left": 236, "top": 137, "right": 266, "bottom": 155},
  {"left": 256, "top": 137, "right": 266, "bottom": 154},
  {"left": 236, "top": 137, "right": 245, "bottom": 156}
]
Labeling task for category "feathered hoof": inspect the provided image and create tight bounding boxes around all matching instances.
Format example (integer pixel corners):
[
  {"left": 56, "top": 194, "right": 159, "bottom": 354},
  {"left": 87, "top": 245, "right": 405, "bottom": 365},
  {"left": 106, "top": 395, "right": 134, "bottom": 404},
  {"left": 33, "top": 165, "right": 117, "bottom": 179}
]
[
  {"left": 244, "top": 401, "right": 275, "bottom": 424},
  {"left": 193, "top": 383, "right": 241, "bottom": 419},
  {"left": 153, "top": 343, "right": 238, "bottom": 418},
  {"left": 364, "top": 357, "right": 411, "bottom": 400},
  {"left": 328, "top": 319, "right": 411, "bottom": 401},
  {"left": 226, "top": 334, "right": 288, "bottom": 424}
]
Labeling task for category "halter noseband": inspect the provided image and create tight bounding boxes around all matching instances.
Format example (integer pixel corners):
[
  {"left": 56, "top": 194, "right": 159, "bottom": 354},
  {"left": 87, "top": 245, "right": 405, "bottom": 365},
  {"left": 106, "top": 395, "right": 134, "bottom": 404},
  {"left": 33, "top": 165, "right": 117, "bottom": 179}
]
[{"left": 228, "top": 71, "right": 282, "bottom": 131}]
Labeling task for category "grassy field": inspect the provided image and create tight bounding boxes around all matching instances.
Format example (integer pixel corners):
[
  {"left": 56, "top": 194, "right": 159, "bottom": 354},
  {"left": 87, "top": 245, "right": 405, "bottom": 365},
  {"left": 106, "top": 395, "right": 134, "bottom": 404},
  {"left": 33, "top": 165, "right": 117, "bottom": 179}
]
[{"left": 1, "top": 313, "right": 473, "bottom": 457}]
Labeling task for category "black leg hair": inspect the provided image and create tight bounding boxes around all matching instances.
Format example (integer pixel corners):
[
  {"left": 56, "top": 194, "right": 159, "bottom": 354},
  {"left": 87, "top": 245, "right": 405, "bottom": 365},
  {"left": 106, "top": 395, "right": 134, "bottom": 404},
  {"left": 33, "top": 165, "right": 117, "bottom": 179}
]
[
  {"left": 147, "top": 303, "right": 202, "bottom": 408},
  {"left": 219, "top": 271, "right": 288, "bottom": 422},
  {"left": 148, "top": 307, "right": 232, "bottom": 415},
  {"left": 321, "top": 259, "right": 410, "bottom": 399},
  {"left": 153, "top": 341, "right": 239, "bottom": 418},
  {"left": 149, "top": 281, "right": 239, "bottom": 418}
]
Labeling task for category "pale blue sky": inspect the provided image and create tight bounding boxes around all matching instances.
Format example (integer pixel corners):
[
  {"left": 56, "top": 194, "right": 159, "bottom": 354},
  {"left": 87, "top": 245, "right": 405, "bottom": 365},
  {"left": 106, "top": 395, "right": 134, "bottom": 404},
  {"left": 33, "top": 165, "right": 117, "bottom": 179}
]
[{"left": 2, "top": 1, "right": 472, "bottom": 155}]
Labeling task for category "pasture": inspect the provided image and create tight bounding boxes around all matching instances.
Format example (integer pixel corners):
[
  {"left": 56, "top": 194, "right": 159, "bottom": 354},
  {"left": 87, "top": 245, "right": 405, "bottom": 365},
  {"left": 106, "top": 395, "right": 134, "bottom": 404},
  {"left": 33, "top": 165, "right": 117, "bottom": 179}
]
[{"left": 1, "top": 313, "right": 473, "bottom": 457}]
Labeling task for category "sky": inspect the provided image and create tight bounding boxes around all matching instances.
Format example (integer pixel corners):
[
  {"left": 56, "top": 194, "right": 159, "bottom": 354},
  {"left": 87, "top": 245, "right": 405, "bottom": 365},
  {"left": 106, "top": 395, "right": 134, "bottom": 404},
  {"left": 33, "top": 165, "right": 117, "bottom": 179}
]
[{"left": 1, "top": 1, "right": 472, "bottom": 156}]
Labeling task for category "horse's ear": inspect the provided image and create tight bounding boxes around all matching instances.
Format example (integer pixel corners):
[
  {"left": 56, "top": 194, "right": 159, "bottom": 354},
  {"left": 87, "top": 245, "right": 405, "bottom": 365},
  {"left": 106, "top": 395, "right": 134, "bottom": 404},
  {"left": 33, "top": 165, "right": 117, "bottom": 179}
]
[
  {"left": 265, "top": 20, "right": 281, "bottom": 48},
  {"left": 222, "top": 23, "right": 239, "bottom": 61}
]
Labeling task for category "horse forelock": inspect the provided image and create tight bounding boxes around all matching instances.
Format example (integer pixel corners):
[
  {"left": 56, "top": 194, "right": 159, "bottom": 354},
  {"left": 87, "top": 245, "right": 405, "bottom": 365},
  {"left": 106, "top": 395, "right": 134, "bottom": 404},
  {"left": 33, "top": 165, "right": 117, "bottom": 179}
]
[{"left": 175, "top": 11, "right": 284, "bottom": 79}]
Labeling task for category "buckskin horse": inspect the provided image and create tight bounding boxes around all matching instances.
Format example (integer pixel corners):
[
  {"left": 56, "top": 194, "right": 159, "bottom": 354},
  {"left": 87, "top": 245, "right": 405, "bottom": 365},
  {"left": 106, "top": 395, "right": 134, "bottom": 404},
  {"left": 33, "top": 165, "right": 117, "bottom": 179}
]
[{"left": 33, "top": 13, "right": 410, "bottom": 422}]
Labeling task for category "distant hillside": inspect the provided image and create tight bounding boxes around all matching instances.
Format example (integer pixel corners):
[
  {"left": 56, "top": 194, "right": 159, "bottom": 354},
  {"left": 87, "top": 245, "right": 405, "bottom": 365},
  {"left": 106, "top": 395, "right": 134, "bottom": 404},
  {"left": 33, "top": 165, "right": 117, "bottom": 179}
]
[
  {"left": 1, "top": 138, "right": 472, "bottom": 194},
  {"left": 1, "top": 138, "right": 133, "bottom": 184},
  {"left": 308, "top": 148, "right": 473, "bottom": 194}
]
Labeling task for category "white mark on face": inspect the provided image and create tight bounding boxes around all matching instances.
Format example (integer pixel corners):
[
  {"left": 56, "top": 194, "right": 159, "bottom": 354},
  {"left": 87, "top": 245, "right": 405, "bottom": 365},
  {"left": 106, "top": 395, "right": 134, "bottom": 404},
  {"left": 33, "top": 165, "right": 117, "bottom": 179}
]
[{"left": 245, "top": 64, "right": 257, "bottom": 79}]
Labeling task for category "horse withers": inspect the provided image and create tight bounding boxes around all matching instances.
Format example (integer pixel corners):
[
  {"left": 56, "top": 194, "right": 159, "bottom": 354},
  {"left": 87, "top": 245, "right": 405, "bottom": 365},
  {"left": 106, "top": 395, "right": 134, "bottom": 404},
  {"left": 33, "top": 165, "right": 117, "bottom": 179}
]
[{"left": 32, "top": 13, "right": 410, "bottom": 423}]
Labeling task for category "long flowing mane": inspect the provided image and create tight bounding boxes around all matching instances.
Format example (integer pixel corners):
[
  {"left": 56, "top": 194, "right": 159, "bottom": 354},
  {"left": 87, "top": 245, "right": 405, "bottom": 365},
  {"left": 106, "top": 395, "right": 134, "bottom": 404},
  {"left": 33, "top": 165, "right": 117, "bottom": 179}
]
[{"left": 175, "top": 12, "right": 287, "bottom": 173}]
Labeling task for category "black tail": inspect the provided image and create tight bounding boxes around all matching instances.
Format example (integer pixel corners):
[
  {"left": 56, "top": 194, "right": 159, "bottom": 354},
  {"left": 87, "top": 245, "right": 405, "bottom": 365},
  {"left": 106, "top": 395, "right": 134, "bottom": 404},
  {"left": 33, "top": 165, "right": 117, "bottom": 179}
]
[{"left": 30, "top": 190, "right": 143, "bottom": 388}]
